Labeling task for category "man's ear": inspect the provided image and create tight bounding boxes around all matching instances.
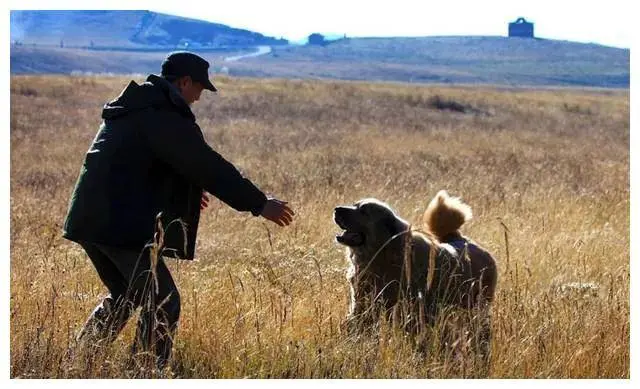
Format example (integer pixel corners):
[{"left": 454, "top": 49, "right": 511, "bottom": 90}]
[{"left": 176, "top": 75, "right": 192, "bottom": 89}]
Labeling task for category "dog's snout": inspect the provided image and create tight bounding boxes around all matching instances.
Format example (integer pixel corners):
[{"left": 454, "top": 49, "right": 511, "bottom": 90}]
[
  {"left": 334, "top": 206, "right": 356, "bottom": 219},
  {"left": 334, "top": 206, "right": 348, "bottom": 214},
  {"left": 334, "top": 206, "right": 355, "bottom": 228}
]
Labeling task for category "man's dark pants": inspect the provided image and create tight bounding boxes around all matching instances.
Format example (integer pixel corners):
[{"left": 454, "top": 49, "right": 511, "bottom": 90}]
[{"left": 77, "top": 241, "right": 181, "bottom": 368}]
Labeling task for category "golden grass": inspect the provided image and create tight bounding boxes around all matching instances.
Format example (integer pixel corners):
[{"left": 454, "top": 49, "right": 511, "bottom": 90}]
[{"left": 10, "top": 75, "right": 629, "bottom": 378}]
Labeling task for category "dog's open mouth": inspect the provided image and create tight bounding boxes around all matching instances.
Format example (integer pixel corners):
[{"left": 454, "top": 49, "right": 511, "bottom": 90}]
[
  {"left": 336, "top": 230, "right": 365, "bottom": 246},
  {"left": 334, "top": 208, "right": 365, "bottom": 246}
]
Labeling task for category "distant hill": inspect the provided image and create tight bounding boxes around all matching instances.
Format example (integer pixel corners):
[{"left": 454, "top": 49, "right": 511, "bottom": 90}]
[
  {"left": 10, "top": 10, "right": 288, "bottom": 49},
  {"left": 9, "top": 11, "right": 629, "bottom": 88},
  {"left": 238, "top": 36, "right": 628, "bottom": 88},
  {"left": 10, "top": 46, "right": 172, "bottom": 75}
]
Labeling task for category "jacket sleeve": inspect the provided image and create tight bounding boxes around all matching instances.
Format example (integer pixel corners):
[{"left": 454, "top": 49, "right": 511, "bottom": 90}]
[{"left": 142, "top": 111, "right": 267, "bottom": 216}]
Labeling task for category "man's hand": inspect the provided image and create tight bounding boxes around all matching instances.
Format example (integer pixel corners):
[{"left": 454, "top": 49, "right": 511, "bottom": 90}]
[
  {"left": 200, "top": 192, "right": 210, "bottom": 210},
  {"left": 260, "top": 197, "right": 295, "bottom": 226}
]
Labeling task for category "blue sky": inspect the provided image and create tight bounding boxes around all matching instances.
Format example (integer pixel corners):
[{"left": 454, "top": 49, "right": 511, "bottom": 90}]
[{"left": 7, "top": 0, "right": 633, "bottom": 48}]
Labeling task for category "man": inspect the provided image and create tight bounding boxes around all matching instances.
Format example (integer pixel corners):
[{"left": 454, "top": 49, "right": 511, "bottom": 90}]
[{"left": 63, "top": 51, "right": 294, "bottom": 369}]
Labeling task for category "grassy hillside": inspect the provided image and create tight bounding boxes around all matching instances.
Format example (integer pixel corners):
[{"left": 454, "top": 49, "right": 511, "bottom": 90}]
[
  {"left": 232, "top": 36, "right": 629, "bottom": 87},
  {"left": 10, "top": 10, "right": 147, "bottom": 47},
  {"left": 10, "top": 10, "right": 287, "bottom": 48},
  {"left": 11, "top": 35, "right": 629, "bottom": 88},
  {"left": 10, "top": 74, "right": 629, "bottom": 378},
  {"left": 9, "top": 46, "right": 243, "bottom": 75}
]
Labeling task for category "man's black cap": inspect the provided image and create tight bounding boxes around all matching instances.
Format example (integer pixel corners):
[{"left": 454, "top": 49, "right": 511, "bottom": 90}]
[{"left": 161, "top": 51, "right": 217, "bottom": 92}]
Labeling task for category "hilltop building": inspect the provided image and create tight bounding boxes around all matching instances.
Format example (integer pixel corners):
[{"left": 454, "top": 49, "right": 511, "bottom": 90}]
[
  {"left": 508, "top": 17, "right": 534, "bottom": 38},
  {"left": 307, "top": 33, "right": 326, "bottom": 46}
]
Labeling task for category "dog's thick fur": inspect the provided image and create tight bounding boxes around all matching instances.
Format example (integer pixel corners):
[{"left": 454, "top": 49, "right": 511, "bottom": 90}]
[
  {"left": 422, "top": 190, "right": 497, "bottom": 310},
  {"left": 334, "top": 191, "right": 497, "bottom": 357}
]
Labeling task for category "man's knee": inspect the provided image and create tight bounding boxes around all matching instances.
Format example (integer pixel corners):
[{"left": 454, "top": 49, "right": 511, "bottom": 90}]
[{"left": 158, "top": 288, "right": 181, "bottom": 326}]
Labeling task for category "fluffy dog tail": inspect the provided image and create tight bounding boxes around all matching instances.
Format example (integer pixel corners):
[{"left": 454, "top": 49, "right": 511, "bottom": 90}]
[{"left": 423, "top": 190, "right": 472, "bottom": 241}]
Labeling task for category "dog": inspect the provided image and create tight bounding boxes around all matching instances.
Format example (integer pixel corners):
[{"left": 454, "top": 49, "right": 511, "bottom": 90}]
[{"left": 334, "top": 191, "right": 497, "bottom": 359}]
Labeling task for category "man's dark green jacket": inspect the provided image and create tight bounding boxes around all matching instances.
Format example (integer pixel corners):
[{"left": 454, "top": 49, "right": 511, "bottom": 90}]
[{"left": 63, "top": 74, "right": 267, "bottom": 260}]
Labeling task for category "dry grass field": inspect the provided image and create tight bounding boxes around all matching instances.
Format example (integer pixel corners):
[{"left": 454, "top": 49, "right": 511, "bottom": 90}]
[{"left": 9, "top": 75, "right": 629, "bottom": 378}]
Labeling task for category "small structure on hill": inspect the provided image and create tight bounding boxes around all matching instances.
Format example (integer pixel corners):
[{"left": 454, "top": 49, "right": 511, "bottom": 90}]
[
  {"left": 508, "top": 17, "right": 534, "bottom": 38},
  {"left": 307, "top": 33, "right": 326, "bottom": 46}
]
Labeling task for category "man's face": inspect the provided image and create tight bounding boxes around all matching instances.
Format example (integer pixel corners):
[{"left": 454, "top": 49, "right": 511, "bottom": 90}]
[{"left": 176, "top": 76, "right": 205, "bottom": 106}]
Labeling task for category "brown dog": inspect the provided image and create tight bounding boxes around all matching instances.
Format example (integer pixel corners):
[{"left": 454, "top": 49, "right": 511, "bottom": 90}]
[{"left": 334, "top": 191, "right": 497, "bottom": 357}]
